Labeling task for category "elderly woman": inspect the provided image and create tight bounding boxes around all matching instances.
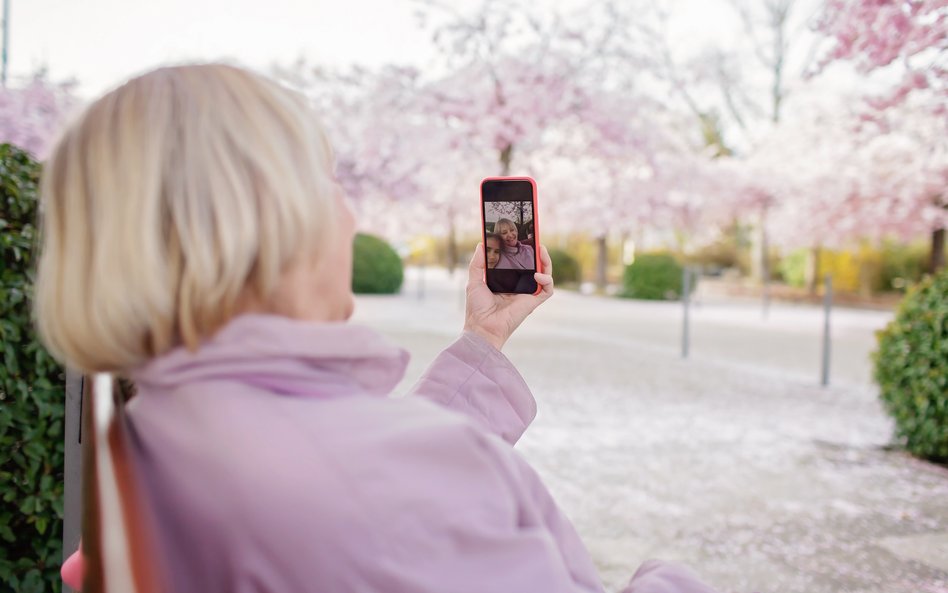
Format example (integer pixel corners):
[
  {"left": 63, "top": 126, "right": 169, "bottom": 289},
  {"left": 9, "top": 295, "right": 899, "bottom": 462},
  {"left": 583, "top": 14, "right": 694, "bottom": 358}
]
[
  {"left": 42, "top": 65, "right": 717, "bottom": 592},
  {"left": 494, "top": 217, "right": 536, "bottom": 270}
]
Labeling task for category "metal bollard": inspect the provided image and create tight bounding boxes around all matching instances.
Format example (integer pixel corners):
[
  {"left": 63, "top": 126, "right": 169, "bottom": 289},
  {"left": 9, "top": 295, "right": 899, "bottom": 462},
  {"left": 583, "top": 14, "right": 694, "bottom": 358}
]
[
  {"left": 417, "top": 262, "right": 426, "bottom": 300},
  {"left": 821, "top": 274, "right": 832, "bottom": 387},
  {"left": 682, "top": 266, "right": 692, "bottom": 359}
]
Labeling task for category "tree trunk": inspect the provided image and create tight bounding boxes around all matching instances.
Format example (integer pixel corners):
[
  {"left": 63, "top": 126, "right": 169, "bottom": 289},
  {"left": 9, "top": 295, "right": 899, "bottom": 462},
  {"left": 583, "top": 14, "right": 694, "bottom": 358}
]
[
  {"left": 596, "top": 235, "right": 608, "bottom": 293},
  {"left": 760, "top": 209, "right": 770, "bottom": 318},
  {"left": 931, "top": 227, "right": 946, "bottom": 274},
  {"left": 807, "top": 244, "right": 821, "bottom": 296},
  {"left": 858, "top": 250, "right": 873, "bottom": 298},
  {"left": 446, "top": 218, "right": 458, "bottom": 275},
  {"left": 499, "top": 144, "right": 513, "bottom": 176}
]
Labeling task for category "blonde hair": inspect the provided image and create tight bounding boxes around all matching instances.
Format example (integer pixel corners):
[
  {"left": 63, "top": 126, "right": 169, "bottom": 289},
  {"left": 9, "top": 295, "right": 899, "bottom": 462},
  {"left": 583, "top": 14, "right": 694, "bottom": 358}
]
[
  {"left": 35, "top": 64, "right": 338, "bottom": 373},
  {"left": 494, "top": 218, "right": 518, "bottom": 236}
]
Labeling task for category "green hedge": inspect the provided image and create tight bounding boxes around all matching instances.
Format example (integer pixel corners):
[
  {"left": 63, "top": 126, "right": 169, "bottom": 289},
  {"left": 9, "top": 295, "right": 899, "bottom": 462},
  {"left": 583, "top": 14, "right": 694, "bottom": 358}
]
[
  {"left": 352, "top": 233, "right": 403, "bottom": 294},
  {"left": 779, "top": 243, "right": 931, "bottom": 294},
  {"left": 874, "top": 271, "right": 948, "bottom": 462},
  {"left": 0, "top": 144, "right": 65, "bottom": 592},
  {"left": 620, "top": 252, "right": 685, "bottom": 300},
  {"left": 548, "top": 248, "right": 580, "bottom": 285},
  {"left": 779, "top": 249, "right": 809, "bottom": 288}
]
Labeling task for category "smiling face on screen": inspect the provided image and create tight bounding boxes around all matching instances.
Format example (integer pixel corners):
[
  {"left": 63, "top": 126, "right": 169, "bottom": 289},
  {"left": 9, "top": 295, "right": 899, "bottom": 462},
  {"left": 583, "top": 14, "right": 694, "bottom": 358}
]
[
  {"left": 485, "top": 235, "right": 502, "bottom": 268},
  {"left": 496, "top": 220, "right": 519, "bottom": 247}
]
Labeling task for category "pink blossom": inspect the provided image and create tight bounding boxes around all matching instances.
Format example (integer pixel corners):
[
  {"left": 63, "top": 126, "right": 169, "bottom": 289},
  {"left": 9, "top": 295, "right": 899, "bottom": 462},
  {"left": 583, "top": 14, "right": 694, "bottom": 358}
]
[{"left": 0, "top": 74, "right": 79, "bottom": 159}]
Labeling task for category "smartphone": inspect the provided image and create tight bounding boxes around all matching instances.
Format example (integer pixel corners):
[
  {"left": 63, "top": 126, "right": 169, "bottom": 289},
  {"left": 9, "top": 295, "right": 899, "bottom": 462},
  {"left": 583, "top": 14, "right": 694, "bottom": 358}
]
[{"left": 480, "top": 176, "right": 540, "bottom": 295}]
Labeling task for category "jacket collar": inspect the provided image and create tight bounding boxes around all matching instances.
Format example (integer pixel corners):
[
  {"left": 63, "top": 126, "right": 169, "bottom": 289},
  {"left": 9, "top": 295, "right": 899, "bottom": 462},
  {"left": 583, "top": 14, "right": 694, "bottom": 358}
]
[{"left": 130, "top": 314, "right": 409, "bottom": 398}]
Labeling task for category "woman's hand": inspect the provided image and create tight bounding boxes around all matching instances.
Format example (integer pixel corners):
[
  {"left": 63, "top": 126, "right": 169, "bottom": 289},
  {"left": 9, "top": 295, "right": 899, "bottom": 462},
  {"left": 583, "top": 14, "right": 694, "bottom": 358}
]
[{"left": 464, "top": 243, "right": 554, "bottom": 351}]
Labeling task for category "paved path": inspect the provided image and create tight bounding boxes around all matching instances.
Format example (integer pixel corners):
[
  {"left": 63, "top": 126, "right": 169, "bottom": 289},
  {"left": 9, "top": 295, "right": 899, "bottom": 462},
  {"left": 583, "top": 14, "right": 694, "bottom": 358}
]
[{"left": 352, "top": 267, "right": 948, "bottom": 593}]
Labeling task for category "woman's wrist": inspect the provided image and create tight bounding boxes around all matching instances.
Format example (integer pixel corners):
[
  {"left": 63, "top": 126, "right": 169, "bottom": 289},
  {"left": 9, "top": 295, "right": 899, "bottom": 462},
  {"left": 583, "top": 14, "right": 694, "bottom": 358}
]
[{"left": 463, "top": 326, "right": 505, "bottom": 351}]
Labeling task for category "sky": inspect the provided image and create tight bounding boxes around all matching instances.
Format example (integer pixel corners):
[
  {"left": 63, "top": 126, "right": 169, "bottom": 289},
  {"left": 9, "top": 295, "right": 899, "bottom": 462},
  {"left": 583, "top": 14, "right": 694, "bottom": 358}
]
[
  {"left": 13, "top": 0, "right": 434, "bottom": 95},
  {"left": 15, "top": 0, "right": 861, "bottom": 155},
  {"left": 12, "top": 0, "right": 767, "bottom": 98}
]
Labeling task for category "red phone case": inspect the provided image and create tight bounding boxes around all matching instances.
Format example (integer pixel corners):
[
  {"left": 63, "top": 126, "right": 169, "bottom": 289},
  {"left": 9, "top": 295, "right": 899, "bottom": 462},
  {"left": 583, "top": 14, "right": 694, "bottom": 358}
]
[{"left": 480, "top": 176, "right": 541, "bottom": 295}]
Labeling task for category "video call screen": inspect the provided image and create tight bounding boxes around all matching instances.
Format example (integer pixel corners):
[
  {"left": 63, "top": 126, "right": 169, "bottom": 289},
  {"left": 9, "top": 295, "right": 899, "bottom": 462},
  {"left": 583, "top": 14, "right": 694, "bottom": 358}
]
[{"left": 482, "top": 179, "right": 537, "bottom": 294}]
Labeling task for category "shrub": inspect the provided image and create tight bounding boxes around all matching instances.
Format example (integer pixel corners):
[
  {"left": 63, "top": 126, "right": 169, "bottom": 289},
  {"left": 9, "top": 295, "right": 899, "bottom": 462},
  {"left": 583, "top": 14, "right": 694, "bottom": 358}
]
[
  {"left": 819, "top": 249, "right": 862, "bottom": 293},
  {"left": 352, "top": 233, "right": 404, "bottom": 294},
  {"left": 874, "top": 271, "right": 948, "bottom": 462},
  {"left": 686, "top": 222, "right": 753, "bottom": 276},
  {"left": 779, "top": 246, "right": 876, "bottom": 292},
  {"left": 779, "top": 248, "right": 809, "bottom": 288},
  {"left": 548, "top": 248, "right": 580, "bottom": 285},
  {"left": 620, "top": 252, "right": 685, "bottom": 300},
  {"left": 779, "top": 243, "right": 932, "bottom": 295},
  {"left": 0, "top": 144, "right": 65, "bottom": 592},
  {"left": 687, "top": 239, "right": 751, "bottom": 276}
]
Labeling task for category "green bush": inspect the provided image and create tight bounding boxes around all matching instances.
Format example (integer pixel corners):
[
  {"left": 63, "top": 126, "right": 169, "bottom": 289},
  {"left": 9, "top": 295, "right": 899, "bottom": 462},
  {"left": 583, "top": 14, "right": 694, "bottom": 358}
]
[
  {"left": 0, "top": 144, "right": 65, "bottom": 592},
  {"left": 778, "top": 243, "right": 931, "bottom": 295},
  {"left": 874, "top": 271, "right": 948, "bottom": 462},
  {"left": 352, "top": 233, "right": 404, "bottom": 294},
  {"left": 779, "top": 249, "right": 809, "bottom": 288},
  {"left": 548, "top": 248, "right": 580, "bottom": 285},
  {"left": 687, "top": 239, "right": 751, "bottom": 276},
  {"left": 620, "top": 252, "right": 685, "bottom": 300},
  {"left": 686, "top": 222, "right": 753, "bottom": 276}
]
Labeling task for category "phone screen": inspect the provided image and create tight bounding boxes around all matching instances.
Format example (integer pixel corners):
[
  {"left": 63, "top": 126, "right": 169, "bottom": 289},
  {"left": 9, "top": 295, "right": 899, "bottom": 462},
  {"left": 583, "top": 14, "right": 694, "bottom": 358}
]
[{"left": 481, "top": 178, "right": 538, "bottom": 294}]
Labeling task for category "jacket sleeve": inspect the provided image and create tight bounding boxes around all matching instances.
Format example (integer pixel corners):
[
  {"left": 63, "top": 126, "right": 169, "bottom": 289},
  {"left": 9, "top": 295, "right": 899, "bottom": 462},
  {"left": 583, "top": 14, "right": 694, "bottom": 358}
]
[
  {"left": 429, "top": 431, "right": 720, "bottom": 593},
  {"left": 406, "top": 331, "right": 536, "bottom": 445},
  {"left": 406, "top": 334, "right": 719, "bottom": 593},
  {"left": 488, "top": 440, "right": 715, "bottom": 593},
  {"left": 622, "top": 559, "right": 721, "bottom": 593}
]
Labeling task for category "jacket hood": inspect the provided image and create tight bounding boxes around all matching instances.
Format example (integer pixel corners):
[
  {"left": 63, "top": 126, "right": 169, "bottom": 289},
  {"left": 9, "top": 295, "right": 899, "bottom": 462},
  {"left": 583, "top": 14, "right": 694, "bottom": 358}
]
[{"left": 130, "top": 314, "right": 410, "bottom": 398}]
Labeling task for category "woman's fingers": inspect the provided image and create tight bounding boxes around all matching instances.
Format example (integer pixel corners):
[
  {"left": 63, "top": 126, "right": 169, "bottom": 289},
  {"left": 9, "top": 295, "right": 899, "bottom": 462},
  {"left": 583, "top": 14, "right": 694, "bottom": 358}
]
[
  {"left": 534, "top": 272, "right": 554, "bottom": 300},
  {"left": 534, "top": 245, "right": 554, "bottom": 299},
  {"left": 468, "top": 243, "right": 486, "bottom": 285},
  {"left": 539, "top": 244, "right": 553, "bottom": 276}
]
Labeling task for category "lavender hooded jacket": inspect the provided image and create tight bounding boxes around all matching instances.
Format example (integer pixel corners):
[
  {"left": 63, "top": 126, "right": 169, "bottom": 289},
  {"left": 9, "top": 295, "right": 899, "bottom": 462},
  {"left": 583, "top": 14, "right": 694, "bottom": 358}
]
[
  {"left": 84, "top": 314, "right": 717, "bottom": 593},
  {"left": 498, "top": 241, "right": 536, "bottom": 270}
]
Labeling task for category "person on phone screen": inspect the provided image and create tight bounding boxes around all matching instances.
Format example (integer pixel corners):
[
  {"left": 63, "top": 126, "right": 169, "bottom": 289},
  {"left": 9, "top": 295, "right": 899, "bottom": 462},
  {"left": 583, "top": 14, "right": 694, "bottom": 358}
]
[
  {"left": 495, "top": 218, "right": 536, "bottom": 270},
  {"left": 44, "top": 64, "right": 718, "bottom": 593},
  {"left": 484, "top": 233, "right": 518, "bottom": 293},
  {"left": 485, "top": 233, "right": 503, "bottom": 269}
]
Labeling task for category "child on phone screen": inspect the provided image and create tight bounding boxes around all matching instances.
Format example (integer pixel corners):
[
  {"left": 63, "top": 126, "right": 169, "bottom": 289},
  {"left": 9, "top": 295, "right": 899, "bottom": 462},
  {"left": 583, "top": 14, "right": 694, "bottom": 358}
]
[{"left": 485, "top": 233, "right": 502, "bottom": 269}]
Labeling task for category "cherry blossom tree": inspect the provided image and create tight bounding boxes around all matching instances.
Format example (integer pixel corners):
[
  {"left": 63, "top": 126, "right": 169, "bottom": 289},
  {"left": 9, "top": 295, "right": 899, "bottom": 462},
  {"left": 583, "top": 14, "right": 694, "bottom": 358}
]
[
  {"left": 814, "top": 0, "right": 948, "bottom": 270},
  {"left": 0, "top": 73, "right": 78, "bottom": 159},
  {"left": 276, "top": 61, "right": 494, "bottom": 267},
  {"left": 545, "top": 96, "right": 728, "bottom": 286},
  {"left": 283, "top": 0, "right": 676, "bottom": 278},
  {"left": 719, "top": 89, "right": 947, "bottom": 291},
  {"left": 414, "top": 0, "right": 696, "bottom": 283},
  {"left": 815, "top": 0, "right": 947, "bottom": 106},
  {"left": 415, "top": 0, "right": 656, "bottom": 175},
  {"left": 731, "top": 100, "right": 862, "bottom": 293},
  {"left": 283, "top": 0, "right": 794, "bottom": 286},
  {"left": 649, "top": 0, "right": 828, "bottom": 311}
]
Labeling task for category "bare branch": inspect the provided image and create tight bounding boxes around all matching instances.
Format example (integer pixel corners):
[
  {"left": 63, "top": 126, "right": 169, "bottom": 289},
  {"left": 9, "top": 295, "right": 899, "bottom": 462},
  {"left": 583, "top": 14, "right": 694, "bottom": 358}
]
[
  {"left": 712, "top": 53, "right": 750, "bottom": 131},
  {"left": 729, "top": 0, "right": 773, "bottom": 67}
]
